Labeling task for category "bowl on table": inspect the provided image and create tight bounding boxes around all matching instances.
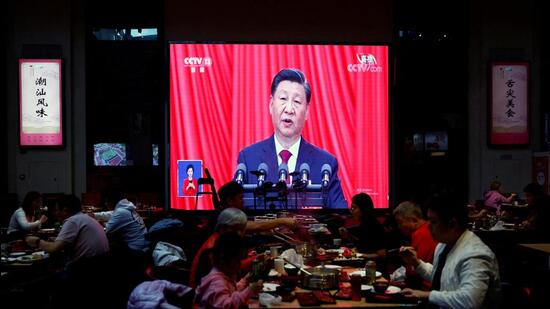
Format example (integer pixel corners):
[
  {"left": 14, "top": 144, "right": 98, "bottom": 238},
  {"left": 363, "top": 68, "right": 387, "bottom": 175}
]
[{"left": 373, "top": 279, "right": 390, "bottom": 293}]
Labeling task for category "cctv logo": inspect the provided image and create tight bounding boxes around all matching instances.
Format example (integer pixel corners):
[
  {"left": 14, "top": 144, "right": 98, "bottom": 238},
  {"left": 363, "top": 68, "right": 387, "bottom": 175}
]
[
  {"left": 347, "top": 53, "right": 382, "bottom": 73},
  {"left": 183, "top": 56, "right": 212, "bottom": 73}
]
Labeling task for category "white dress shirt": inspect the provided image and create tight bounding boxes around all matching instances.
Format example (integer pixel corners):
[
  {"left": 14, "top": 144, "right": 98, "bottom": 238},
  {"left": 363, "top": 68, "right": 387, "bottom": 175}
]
[
  {"left": 274, "top": 135, "right": 301, "bottom": 175},
  {"left": 415, "top": 230, "right": 501, "bottom": 309}
]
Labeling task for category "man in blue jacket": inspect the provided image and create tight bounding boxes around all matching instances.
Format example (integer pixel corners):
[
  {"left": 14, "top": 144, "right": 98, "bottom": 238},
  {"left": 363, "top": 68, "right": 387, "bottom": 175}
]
[{"left": 95, "top": 198, "right": 149, "bottom": 252}]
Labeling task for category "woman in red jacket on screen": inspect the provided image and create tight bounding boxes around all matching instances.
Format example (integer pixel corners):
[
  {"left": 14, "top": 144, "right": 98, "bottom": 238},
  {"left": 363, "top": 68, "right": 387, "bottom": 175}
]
[{"left": 182, "top": 164, "right": 198, "bottom": 196}]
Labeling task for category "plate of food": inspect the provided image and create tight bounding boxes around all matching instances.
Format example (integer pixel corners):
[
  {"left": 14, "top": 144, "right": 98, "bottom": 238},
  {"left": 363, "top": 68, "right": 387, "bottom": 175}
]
[
  {"left": 384, "top": 285, "right": 402, "bottom": 294},
  {"left": 361, "top": 284, "right": 374, "bottom": 291}
]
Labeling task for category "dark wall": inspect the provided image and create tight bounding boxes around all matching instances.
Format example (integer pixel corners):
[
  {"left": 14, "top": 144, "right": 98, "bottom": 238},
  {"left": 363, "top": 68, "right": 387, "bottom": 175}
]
[
  {"left": 393, "top": 1, "right": 469, "bottom": 203},
  {"left": 2, "top": 3, "right": 11, "bottom": 193},
  {"left": 164, "top": 0, "right": 394, "bottom": 43},
  {"left": 85, "top": 1, "right": 164, "bottom": 196}
]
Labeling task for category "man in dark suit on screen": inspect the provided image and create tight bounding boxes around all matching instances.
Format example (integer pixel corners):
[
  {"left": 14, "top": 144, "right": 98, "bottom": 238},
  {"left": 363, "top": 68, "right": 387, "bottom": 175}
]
[{"left": 237, "top": 68, "right": 347, "bottom": 209}]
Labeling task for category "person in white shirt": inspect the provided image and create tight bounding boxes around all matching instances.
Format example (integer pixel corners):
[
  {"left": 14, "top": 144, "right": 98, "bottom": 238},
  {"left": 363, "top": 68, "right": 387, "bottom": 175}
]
[
  {"left": 400, "top": 194, "right": 501, "bottom": 309},
  {"left": 7, "top": 191, "right": 47, "bottom": 238}
]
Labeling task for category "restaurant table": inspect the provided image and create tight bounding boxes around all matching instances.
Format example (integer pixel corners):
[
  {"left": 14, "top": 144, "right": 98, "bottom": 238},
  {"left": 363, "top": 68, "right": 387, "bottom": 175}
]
[
  {"left": 518, "top": 243, "right": 550, "bottom": 270},
  {"left": 1, "top": 246, "right": 63, "bottom": 308},
  {"left": 472, "top": 227, "right": 544, "bottom": 283},
  {"left": 248, "top": 287, "right": 418, "bottom": 308},
  {"left": 248, "top": 266, "right": 418, "bottom": 308},
  {"left": 518, "top": 243, "right": 550, "bottom": 254},
  {"left": 516, "top": 243, "right": 550, "bottom": 306},
  {"left": 244, "top": 213, "right": 416, "bottom": 309}
]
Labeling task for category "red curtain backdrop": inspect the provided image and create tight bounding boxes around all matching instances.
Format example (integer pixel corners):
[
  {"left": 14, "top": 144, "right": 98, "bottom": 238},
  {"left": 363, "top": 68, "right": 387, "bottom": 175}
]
[{"left": 170, "top": 44, "right": 389, "bottom": 210}]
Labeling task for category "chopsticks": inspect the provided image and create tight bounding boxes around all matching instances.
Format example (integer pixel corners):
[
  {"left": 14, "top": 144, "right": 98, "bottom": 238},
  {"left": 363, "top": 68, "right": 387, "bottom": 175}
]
[
  {"left": 274, "top": 230, "right": 297, "bottom": 243},
  {"left": 272, "top": 234, "right": 293, "bottom": 245}
]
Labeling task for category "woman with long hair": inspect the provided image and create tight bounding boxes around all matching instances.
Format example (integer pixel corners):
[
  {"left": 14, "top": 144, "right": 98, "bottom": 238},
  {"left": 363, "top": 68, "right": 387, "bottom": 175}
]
[{"left": 7, "top": 191, "right": 48, "bottom": 239}]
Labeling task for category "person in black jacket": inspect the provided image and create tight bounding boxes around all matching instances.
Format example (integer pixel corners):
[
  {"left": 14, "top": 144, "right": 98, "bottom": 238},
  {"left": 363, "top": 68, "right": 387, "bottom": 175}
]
[{"left": 339, "top": 193, "right": 387, "bottom": 259}]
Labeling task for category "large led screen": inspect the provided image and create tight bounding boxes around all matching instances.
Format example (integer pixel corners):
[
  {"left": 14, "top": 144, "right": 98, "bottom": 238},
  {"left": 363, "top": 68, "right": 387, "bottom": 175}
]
[{"left": 169, "top": 43, "right": 389, "bottom": 210}]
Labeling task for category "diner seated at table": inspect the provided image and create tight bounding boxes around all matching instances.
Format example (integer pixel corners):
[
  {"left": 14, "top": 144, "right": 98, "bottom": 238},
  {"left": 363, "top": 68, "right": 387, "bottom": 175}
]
[
  {"left": 25, "top": 194, "right": 111, "bottom": 309},
  {"left": 25, "top": 194, "right": 110, "bottom": 267},
  {"left": 194, "top": 232, "right": 264, "bottom": 309},
  {"left": 218, "top": 181, "right": 298, "bottom": 233},
  {"left": 92, "top": 195, "right": 150, "bottom": 252},
  {"left": 338, "top": 193, "right": 387, "bottom": 259},
  {"left": 7, "top": 191, "right": 48, "bottom": 240},
  {"left": 400, "top": 193, "right": 501, "bottom": 308},
  {"left": 189, "top": 207, "right": 256, "bottom": 288},
  {"left": 519, "top": 183, "right": 549, "bottom": 228},
  {"left": 393, "top": 200, "right": 438, "bottom": 289},
  {"left": 92, "top": 194, "right": 151, "bottom": 293},
  {"left": 484, "top": 180, "right": 516, "bottom": 212}
]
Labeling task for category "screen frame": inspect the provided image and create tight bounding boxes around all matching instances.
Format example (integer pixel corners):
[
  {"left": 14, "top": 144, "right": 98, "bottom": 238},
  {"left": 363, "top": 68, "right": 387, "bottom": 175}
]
[
  {"left": 424, "top": 131, "right": 449, "bottom": 152},
  {"left": 165, "top": 40, "right": 394, "bottom": 211},
  {"left": 93, "top": 143, "right": 128, "bottom": 167}
]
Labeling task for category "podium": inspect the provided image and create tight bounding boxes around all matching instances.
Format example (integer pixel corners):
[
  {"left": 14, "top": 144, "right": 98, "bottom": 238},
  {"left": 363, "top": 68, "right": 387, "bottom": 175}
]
[{"left": 241, "top": 182, "right": 328, "bottom": 210}]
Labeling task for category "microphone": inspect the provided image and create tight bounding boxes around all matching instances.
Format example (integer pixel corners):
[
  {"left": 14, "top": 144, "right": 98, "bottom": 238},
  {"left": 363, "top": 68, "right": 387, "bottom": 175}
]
[
  {"left": 299, "top": 163, "right": 310, "bottom": 184},
  {"left": 321, "top": 164, "right": 332, "bottom": 188},
  {"left": 234, "top": 163, "right": 246, "bottom": 185},
  {"left": 278, "top": 163, "right": 289, "bottom": 183},
  {"left": 257, "top": 163, "right": 268, "bottom": 187}
]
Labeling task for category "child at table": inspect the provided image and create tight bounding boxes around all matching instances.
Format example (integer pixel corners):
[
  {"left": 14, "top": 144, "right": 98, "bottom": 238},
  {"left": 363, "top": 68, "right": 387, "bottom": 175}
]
[{"left": 194, "top": 232, "right": 263, "bottom": 309}]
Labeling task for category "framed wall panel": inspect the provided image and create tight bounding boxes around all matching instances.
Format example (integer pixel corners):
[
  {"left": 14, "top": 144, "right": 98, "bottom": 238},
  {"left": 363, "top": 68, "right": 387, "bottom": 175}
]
[{"left": 19, "top": 59, "right": 63, "bottom": 146}]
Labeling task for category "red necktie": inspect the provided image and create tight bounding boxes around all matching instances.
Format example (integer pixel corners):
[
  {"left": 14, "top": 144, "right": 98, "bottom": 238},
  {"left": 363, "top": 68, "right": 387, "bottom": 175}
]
[
  {"left": 279, "top": 150, "right": 292, "bottom": 165},
  {"left": 279, "top": 150, "right": 292, "bottom": 183}
]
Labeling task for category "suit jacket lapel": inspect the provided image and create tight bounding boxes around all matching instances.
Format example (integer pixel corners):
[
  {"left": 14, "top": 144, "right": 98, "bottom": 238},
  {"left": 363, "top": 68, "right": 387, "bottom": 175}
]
[
  {"left": 296, "top": 137, "right": 314, "bottom": 168},
  {"left": 261, "top": 135, "right": 279, "bottom": 182}
]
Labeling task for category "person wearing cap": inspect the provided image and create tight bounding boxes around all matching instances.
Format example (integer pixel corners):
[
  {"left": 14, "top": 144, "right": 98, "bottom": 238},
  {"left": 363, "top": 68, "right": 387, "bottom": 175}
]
[
  {"left": 189, "top": 208, "right": 253, "bottom": 288},
  {"left": 217, "top": 181, "right": 297, "bottom": 233}
]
